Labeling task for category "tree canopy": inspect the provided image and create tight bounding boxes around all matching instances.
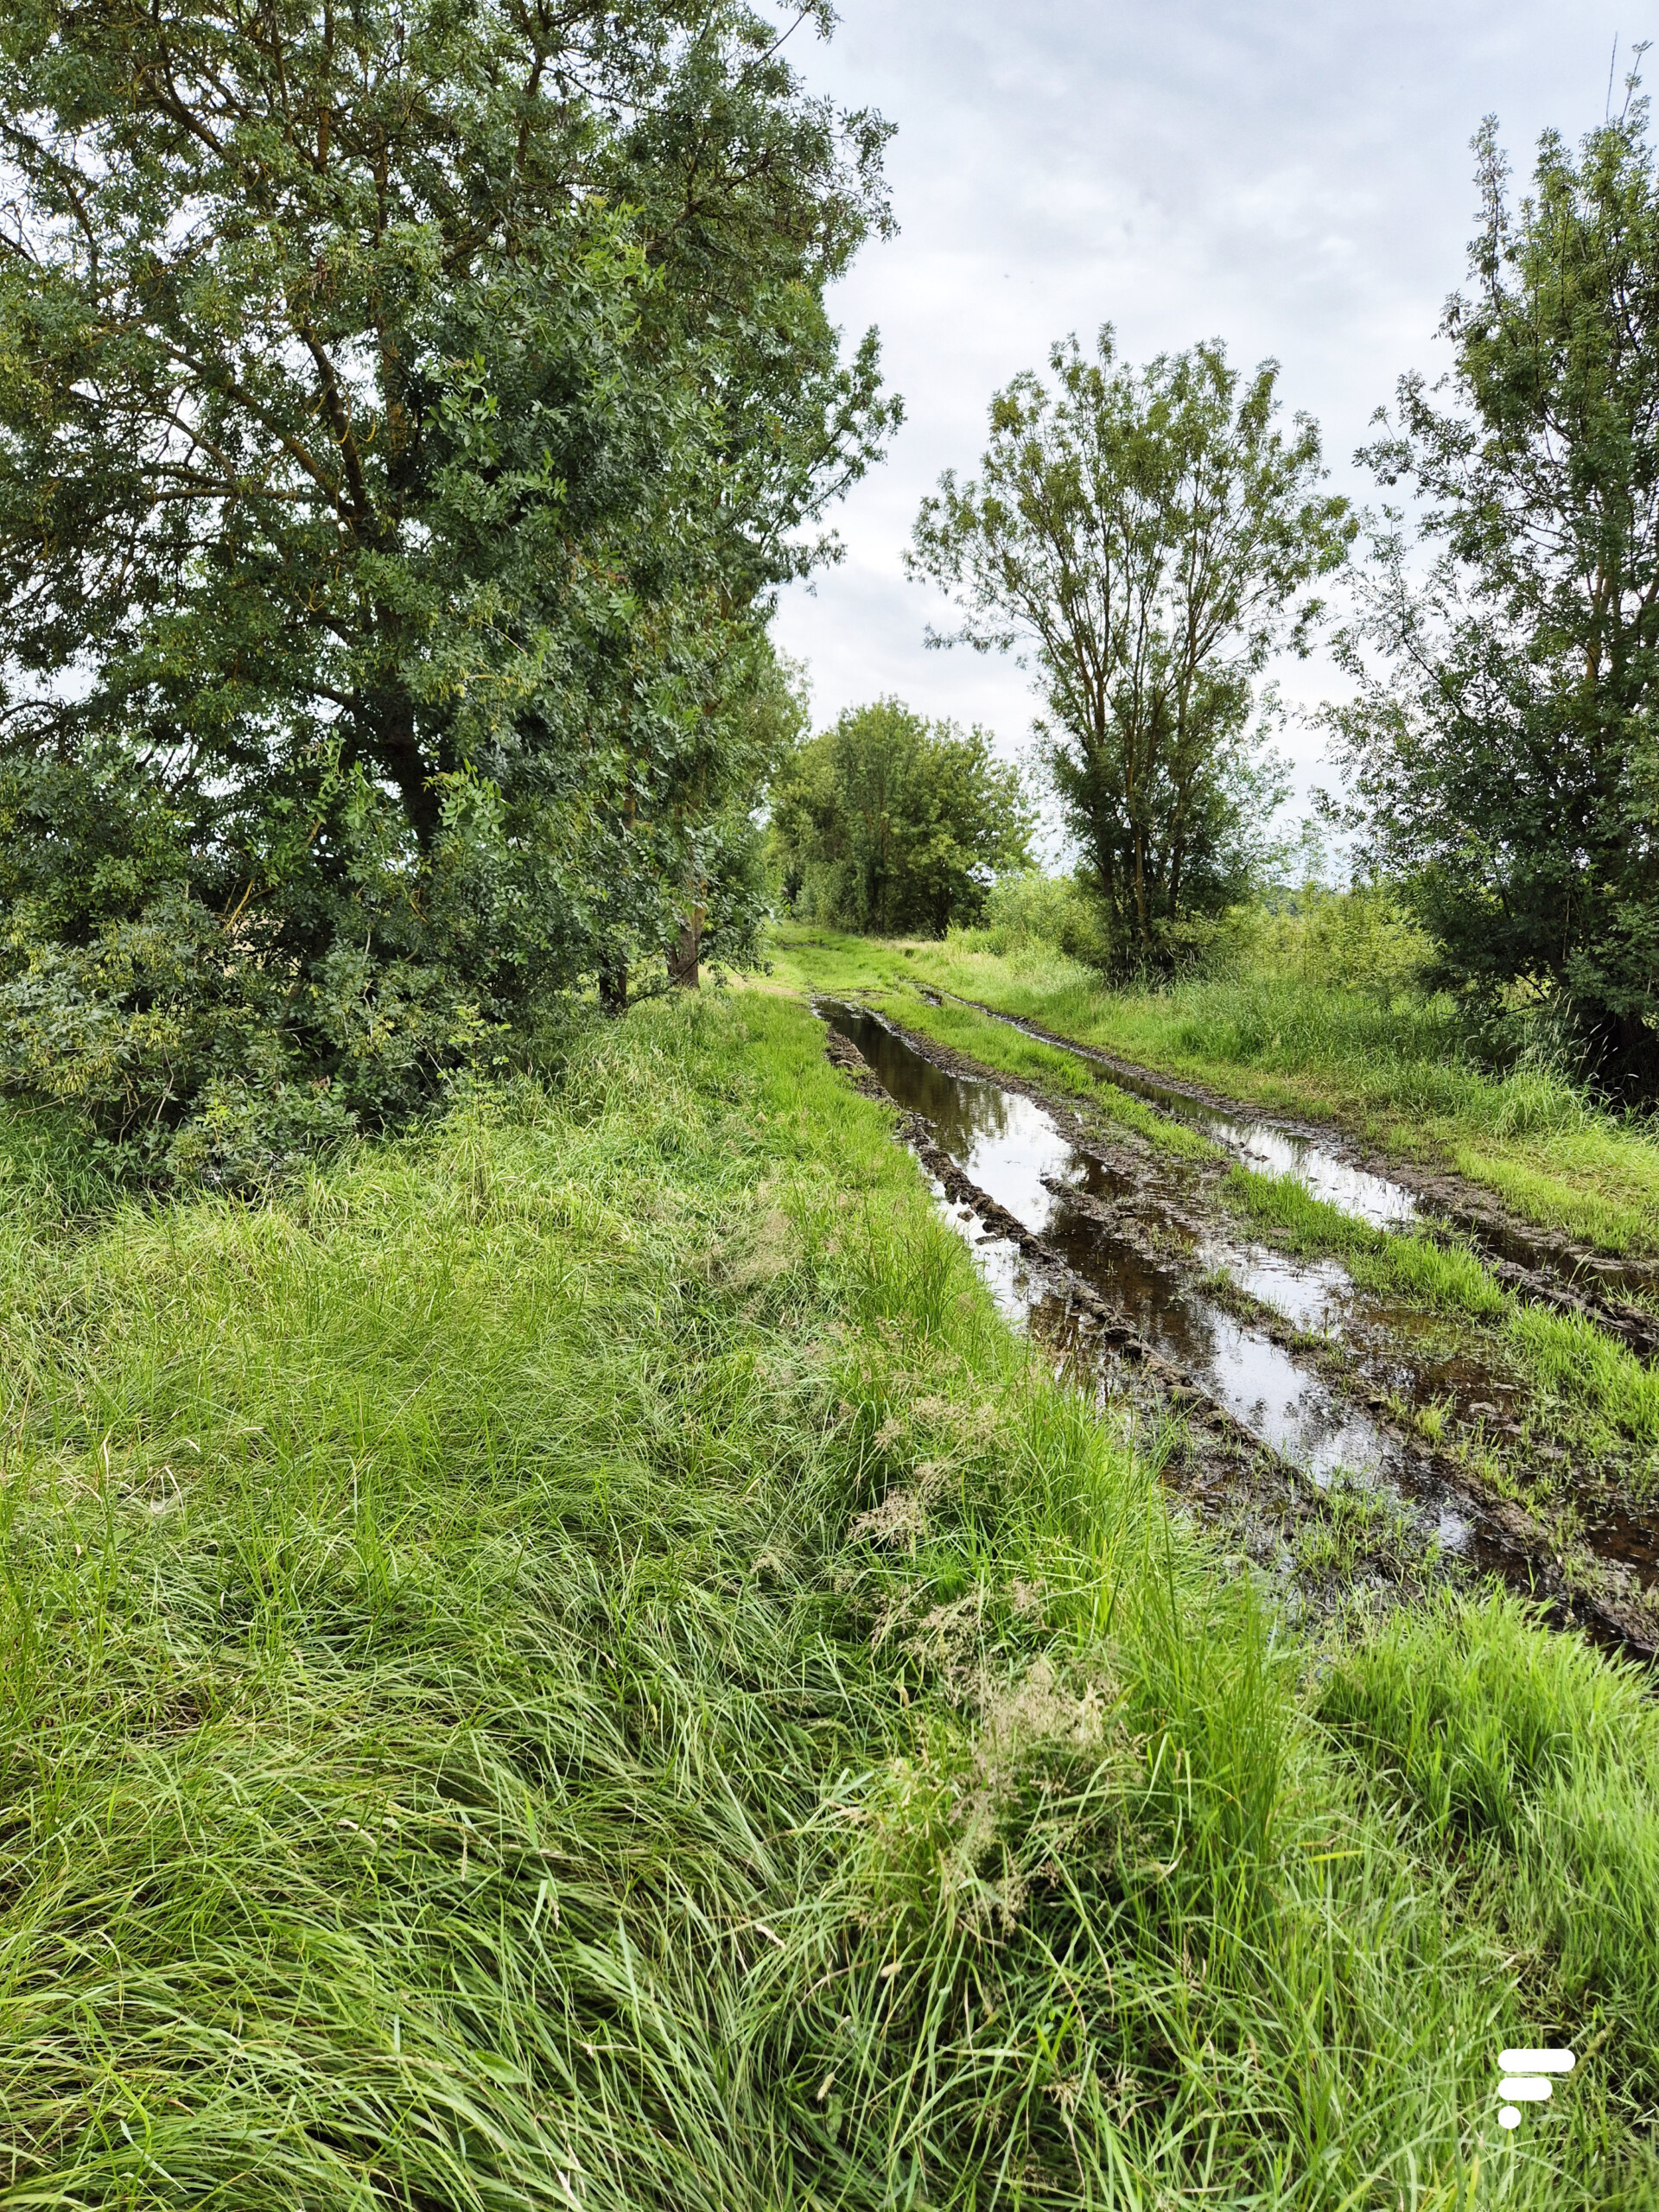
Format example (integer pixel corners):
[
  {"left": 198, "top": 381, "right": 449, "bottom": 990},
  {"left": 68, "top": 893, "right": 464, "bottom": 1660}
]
[
  {"left": 908, "top": 330, "right": 1351, "bottom": 970},
  {"left": 1330, "top": 90, "right": 1659, "bottom": 1090},
  {"left": 769, "top": 698, "right": 1032, "bottom": 935},
  {"left": 0, "top": 0, "right": 895, "bottom": 1178}
]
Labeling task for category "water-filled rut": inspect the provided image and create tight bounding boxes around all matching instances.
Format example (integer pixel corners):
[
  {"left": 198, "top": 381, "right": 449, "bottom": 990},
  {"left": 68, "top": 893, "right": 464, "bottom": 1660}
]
[
  {"left": 819, "top": 997, "right": 1657, "bottom": 1651},
  {"left": 938, "top": 988, "right": 1659, "bottom": 1324}
]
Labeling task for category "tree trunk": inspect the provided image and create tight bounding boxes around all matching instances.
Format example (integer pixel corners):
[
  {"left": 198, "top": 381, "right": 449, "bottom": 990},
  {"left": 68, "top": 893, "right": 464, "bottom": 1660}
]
[
  {"left": 598, "top": 950, "right": 628, "bottom": 1015},
  {"left": 668, "top": 913, "right": 700, "bottom": 990},
  {"left": 367, "top": 687, "right": 440, "bottom": 847}
]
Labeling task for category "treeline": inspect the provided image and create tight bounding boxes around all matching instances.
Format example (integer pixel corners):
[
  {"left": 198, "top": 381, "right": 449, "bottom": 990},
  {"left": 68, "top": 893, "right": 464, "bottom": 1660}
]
[
  {"left": 769, "top": 699, "right": 1031, "bottom": 935},
  {"left": 0, "top": 0, "right": 895, "bottom": 1182},
  {"left": 8, "top": 8, "right": 1659, "bottom": 1171},
  {"left": 793, "top": 84, "right": 1659, "bottom": 1096}
]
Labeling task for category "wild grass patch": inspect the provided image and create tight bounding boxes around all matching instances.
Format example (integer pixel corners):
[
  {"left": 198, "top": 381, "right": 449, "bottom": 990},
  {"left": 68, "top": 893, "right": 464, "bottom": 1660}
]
[
  {"left": 1318, "top": 1592, "right": 1659, "bottom": 2136},
  {"left": 1222, "top": 1165, "right": 1509, "bottom": 1319},
  {"left": 1509, "top": 1303, "right": 1659, "bottom": 1448},
  {"left": 0, "top": 988, "right": 1653, "bottom": 2205}
]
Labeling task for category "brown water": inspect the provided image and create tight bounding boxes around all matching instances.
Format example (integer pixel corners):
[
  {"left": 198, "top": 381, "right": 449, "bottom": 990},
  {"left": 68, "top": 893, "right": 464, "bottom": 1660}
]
[
  {"left": 819, "top": 999, "right": 1659, "bottom": 1618},
  {"left": 944, "top": 992, "right": 1421, "bottom": 1227},
  {"left": 826, "top": 1006, "right": 1469, "bottom": 1519}
]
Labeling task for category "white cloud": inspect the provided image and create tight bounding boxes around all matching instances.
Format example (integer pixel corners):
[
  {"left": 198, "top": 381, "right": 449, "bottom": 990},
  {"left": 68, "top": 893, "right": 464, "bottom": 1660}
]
[{"left": 773, "top": 0, "right": 1641, "bottom": 817}]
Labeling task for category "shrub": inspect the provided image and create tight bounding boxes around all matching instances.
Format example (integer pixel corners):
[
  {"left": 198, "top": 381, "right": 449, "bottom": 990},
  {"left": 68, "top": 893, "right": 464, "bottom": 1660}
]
[
  {"left": 0, "top": 749, "right": 506, "bottom": 1192},
  {"left": 952, "top": 870, "right": 1112, "bottom": 966},
  {"left": 1256, "top": 882, "right": 1433, "bottom": 1000}
]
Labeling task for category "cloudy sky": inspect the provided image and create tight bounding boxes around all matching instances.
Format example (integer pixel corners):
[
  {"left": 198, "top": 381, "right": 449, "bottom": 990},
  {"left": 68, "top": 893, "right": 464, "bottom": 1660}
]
[{"left": 771, "top": 0, "right": 1642, "bottom": 843}]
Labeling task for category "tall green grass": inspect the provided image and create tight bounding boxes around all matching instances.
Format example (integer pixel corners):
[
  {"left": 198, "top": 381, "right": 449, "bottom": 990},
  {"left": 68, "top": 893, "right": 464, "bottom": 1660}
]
[
  {"left": 1319, "top": 1593, "right": 1659, "bottom": 2154},
  {"left": 0, "top": 990, "right": 1653, "bottom": 2205}
]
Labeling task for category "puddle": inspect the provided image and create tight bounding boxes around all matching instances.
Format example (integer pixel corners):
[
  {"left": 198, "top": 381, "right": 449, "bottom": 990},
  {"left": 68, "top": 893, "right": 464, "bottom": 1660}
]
[
  {"left": 940, "top": 994, "right": 1659, "bottom": 1310},
  {"left": 827, "top": 1001, "right": 1427, "bottom": 1492},
  {"left": 950, "top": 995, "right": 1420, "bottom": 1229},
  {"left": 818, "top": 999, "right": 1659, "bottom": 1632},
  {"left": 1220, "top": 1244, "right": 1351, "bottom": 1334}
]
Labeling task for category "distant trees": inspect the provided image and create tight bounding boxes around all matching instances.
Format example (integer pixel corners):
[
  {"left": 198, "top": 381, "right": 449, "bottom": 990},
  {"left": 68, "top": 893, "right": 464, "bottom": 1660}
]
[
  {"left": 1331, "top": 92, "right": 1659, "bottom": 1090},
  {"left": 770, "top": 700, "right": 1032, "bottom": 935},
  {"left": 909, "top": 331, "right": 1351, "bottom": 972}
]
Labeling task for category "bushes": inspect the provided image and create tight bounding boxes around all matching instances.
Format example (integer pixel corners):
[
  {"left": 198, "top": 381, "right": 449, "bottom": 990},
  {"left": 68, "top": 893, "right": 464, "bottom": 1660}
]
[
  {"left": 950, "top": 869, "right": 1111, "bottom": 965},
  {"left": 1253, "top": 880, "right": 1434, "bottom": 999},
  {"left": 0, "top": 749, "right": 511, "bottom": 1190},
  {"left": 954, "top": 876, "right": 1433, "bottom": 992}
]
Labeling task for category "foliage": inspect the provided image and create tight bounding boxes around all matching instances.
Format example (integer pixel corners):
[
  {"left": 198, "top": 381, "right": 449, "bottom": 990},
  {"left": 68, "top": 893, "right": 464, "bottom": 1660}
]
[
  {"left": 0, "top": 0, "right": 897, "bottom": 1177},
  {"left": 1255, "top": 881, "right": 1434, "bottom": 1001},
  {"left": 2, "top": 992, "right": 1657, "bottom": 2203},
  {"left": 950, "top": 868, "right": 1112, "bottom": 965},
  {"left": 769, "top": 697, "right": 1032, "bottom": 935},
  {"left": 1330, "top": 86, "right": 1659, "bottom": 1092},
  {"left": 908, "top": 328, "right": 1352, "bottom": 969}
]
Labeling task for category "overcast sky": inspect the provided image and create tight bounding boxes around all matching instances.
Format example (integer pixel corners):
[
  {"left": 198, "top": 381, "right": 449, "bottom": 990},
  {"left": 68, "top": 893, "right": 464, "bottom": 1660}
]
[{"left": 771, "top": 0, "right": 1644, "bottom": 845}]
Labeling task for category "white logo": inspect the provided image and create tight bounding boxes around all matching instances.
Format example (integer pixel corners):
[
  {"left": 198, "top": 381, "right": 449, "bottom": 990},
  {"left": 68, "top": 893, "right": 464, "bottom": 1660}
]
[{"left": 1497, "top": 2047, "right": 1575, "bottom": 2129}]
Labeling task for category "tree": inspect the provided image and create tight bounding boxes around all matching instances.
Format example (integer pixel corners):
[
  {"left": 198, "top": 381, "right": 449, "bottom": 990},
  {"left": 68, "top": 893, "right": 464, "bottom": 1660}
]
[
  {"left": 0, "top": 0, "right": 897, "bottom": 1176},
  {"left": 770, "top": 698, "right": 1032, "bottom": 935},
  {"left": 908, "top": 329, "right": 1352, "bottom": 969},
  {"left": 1328, "top": 87, "right": 1659, "bottom": 1090}
]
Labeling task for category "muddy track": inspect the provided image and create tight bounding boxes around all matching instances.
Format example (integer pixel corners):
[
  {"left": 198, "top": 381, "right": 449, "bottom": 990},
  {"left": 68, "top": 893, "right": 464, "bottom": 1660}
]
[
  {"left": 822, "top": 1012, "right": 1658, "bottom": 1658},
  {"left": 930, "top": 988, "right": 1659, "bottom": 1356}
]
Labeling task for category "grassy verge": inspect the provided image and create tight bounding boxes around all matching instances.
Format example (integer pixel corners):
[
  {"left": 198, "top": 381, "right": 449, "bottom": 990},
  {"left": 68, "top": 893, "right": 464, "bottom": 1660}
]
[
  {"left": 0, "top": 988, "right": 1656, "bottom": 2206},
  {"left": 768, "top": 923, "right": 1659, "bottom": 1257}
]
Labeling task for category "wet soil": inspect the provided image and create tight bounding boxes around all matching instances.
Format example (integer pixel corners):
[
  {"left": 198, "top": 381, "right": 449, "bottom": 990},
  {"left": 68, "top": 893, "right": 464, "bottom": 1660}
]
[
  {"left": 934, "top": 988, "right": 1659, "bottom": 1354},
  {"left": 819, "top": 1001, "right": 1659, "bottom": 1657}
]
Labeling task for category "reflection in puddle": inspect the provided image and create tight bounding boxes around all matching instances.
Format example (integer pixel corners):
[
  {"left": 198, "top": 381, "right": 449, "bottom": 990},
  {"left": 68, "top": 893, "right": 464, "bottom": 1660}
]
[
  {"left": 1220, "top": 1245, "right": 1351, "bottom": 1334},
  {"left": 1217, "top": 1121, "right": 1419, "bottom": 1229},
  {"left": 957, "top": 996, "right": 1421, "bottom": 1229},
  {"left": 820, "top": 997, "right": 1659, "bottom": 1637},
  {"left": 823, "top": 1000, "right": 1404, "bottom": 1490}
]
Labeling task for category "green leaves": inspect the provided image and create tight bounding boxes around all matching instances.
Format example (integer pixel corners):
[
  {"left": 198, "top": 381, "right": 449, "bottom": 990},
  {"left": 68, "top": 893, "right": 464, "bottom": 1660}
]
[
  {"left": 770, "top": 699, "right": 1033, "bottom": 938},
  {"left": 0, "top": 0, "right": 896, "bottom": 1169},
  {"left": 1337, "top": 92, "right": 1659, "bottom": 1090},
  {"left": 909, "top": 328, "right": 1351, "bottom": 970}
]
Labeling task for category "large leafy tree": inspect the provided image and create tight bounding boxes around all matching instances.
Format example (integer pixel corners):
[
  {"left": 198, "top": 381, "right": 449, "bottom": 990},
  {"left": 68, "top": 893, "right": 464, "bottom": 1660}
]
[
  {"left": 0, "top": 0, "right": 894, "bottom": 1174},
  {"left": 769, "top": 697, "right": 1032, "bottom": 935},
  {"left": 908, "top": 330, "right": 1351, "bottom": 969},
  {"left": 1332, "top": 91, "right": 1659, "bottom": 1089}
]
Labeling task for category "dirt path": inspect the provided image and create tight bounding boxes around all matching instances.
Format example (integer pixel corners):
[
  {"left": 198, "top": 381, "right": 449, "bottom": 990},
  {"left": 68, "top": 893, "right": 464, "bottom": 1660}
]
[
  {"left": 822, "top": 1004, "right": 1659, "bottom": 1658},
  {"left": 932, "top": 987, "right": 1659, "bottom": 1353}
]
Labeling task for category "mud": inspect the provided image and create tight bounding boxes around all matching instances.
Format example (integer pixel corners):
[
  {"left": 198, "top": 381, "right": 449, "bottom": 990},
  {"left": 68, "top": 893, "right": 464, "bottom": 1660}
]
[
  {"left": 819, "top": 998, "right": 1659, "bottom": 1656},
  {"left": 936, "top": 988, "right": 1659, "bottom": 1353}
]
